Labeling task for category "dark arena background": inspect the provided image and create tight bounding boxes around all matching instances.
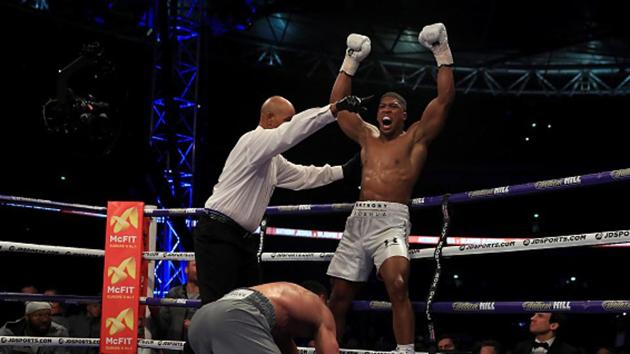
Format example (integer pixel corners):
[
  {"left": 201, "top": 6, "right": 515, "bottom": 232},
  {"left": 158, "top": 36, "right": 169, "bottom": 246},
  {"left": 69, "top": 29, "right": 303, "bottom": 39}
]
[{"left": 1, "top": 0, "right": 630, "bottom": 352}]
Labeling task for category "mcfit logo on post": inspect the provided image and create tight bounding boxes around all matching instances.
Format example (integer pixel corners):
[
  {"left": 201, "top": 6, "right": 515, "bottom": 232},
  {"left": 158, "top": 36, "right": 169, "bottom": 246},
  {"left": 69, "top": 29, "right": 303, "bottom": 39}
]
[
  {"left": 106, "top": 308, "right": 135, "bottom": 335},
  {"left": 108, "top": 257, "right": 137, "bottom": 284},
  {"left": 110, "top": 206, "right": 139, "bottom": 233},
  {"left": 101, "top": 202, "right": 144, "bottom": 354}
]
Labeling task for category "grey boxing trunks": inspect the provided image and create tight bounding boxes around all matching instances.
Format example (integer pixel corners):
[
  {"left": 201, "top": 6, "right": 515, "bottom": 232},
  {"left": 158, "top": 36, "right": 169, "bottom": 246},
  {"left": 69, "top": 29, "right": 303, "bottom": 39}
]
[{"left": 188, "top": 288, "right": 278, "bottom": 354}]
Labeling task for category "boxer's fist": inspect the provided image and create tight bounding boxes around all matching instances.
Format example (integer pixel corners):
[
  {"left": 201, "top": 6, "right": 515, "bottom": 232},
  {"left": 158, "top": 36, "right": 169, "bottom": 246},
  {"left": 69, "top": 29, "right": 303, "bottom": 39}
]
[
  {"left": 419, "top": 23, "right": 453, "bottom": 67},
  {"left": 340, "top": 33, "right": 371, "bottom": 76},
  {"left": 334, "top": 95, "right": 367, "bottom": 114}
]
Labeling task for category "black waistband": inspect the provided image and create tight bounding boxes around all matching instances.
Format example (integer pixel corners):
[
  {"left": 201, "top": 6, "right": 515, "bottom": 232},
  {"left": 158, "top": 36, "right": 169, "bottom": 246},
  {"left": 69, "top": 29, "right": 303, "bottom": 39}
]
[{"left": 204, "top": 209, "right": 253, "bottom": 237}]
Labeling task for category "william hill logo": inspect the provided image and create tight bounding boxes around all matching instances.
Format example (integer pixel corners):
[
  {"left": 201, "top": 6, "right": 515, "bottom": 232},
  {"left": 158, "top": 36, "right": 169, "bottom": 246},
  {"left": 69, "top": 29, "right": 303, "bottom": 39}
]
[
  {"left": 110, "top": 207, "right": 139, "bottom": 233},
  {"left": 611, "top": 169, "right": 630, "bottom": 180},
  {"left": 467, "top": 187, "right": 509, "bottom": 198},
  {"left": 105, "top": 308, "right": 134, "bottom": 335},
  {"left": 107, "top": 257, "right": 136, "bottom": 284},
  {"left": 602, "top": 301, "right": 630, "bottom": 311},
  {"left": 522, "top": 301, "right": 571, "bottom": 311},
  {"left": 452, "top": 302, "right": 496, "bottom": 312},
  {"left": 535, "top": 176, "right": 581, "bottom": 190}
]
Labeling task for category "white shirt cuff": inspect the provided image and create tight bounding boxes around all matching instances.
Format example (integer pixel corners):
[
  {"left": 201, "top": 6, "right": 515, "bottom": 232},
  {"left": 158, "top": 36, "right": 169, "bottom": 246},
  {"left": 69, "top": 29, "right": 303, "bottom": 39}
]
[
  {"left": 316, "top": 104, "right": 336, "bottom": 123},
  {"left": 332, "top": 165, "right": 343, "bottom": 180}
]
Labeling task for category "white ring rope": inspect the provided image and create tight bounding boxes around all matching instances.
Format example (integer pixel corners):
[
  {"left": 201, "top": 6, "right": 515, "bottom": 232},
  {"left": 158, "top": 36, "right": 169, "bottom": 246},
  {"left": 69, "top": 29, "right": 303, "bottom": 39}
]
[
  {"left": 142, "top": 251, "right": 195, "bottom": 261},
  {"left": 0, "top": 241, "right": 196, "bottom": 260},
  {"left": 0, "top": 337, "right": 428, "bottom": 354},
  {"left": 0, "top": 241, "right": 104, "bottom": 257},
  {"left": 2, "top": 229, "right": 629, "bottom": 261},
  {"left": 0, "top": 196, "right": 106, "bottom": 213},
  {"left": 262, "top": 229, "right": 630, "bottom": 261},
  {"left": 298, "top": 348, "right": 428, "bottom": 354},
  {"left": 409, "top": 229, "right": 630, "bottom": 259},
  {"left": 261, "top": 252, "right": 334, "bottom": 262},
  {"left": 0, "top": 337, "right": 185, "bottom": 351}
]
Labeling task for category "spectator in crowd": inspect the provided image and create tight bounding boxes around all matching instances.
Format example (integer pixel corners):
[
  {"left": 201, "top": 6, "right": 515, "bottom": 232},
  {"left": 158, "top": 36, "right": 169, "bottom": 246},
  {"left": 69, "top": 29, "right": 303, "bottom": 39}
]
[
  {"left": 473, "top": 340, "right": 503, "bottom": 354},
  {"left": 43, "top": 289, "right": 68, "bottom": 328},
  {"left": 438, "top": 335, "right": 458, "bottom": 351},
  {"left": 20, "top": 285, "right": 38, "bottom": 294},
  {"left": 513, "top": 313, "right": 580, "bottom": 354},
  {"left": 149, "top": 261, "right": 199, "bottom": 354},
  {"left": 66, "top": 302, "right": 101, "bottom": 354},
  {"left": 0, "top": 302, "right": 69, "bottom": 354}
]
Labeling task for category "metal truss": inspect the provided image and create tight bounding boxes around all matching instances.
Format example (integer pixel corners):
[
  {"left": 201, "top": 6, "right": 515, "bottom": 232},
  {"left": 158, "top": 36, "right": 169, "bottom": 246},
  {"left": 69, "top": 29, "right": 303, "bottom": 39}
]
[
  {"left": 354, "top": 62, "right": 630, "bottom": 97},
  {"left": 243, "top": 45, "right": 630, "bottom": 96},
  {"left": 228, "top": 12, "right": 630, "bottom": 96},
  {"left": 14, "top": 0, "right": 48, "bottom": 10},
  {"left": 149, "top": 0, "right": 201, "bottom": 296}
]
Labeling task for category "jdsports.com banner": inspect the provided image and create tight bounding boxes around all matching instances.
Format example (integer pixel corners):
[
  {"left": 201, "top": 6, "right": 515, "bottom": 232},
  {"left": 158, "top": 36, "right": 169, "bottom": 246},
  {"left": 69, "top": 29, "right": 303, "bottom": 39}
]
[{"left": 100, "top": 202, "right": 144, "bottom": 354}]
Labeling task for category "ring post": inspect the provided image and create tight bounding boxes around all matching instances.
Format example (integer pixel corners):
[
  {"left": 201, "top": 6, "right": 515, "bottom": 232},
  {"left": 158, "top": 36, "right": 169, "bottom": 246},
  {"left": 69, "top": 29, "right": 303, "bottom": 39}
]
[{"left": 100, "top": 202, "right": 145, "bottom": 354}]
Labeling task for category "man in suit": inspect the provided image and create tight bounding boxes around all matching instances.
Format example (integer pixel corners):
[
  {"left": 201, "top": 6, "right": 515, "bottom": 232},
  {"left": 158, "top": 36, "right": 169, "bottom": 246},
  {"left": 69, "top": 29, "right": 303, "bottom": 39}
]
[{"left": 513, "top": 312, "right": 581, "bottom": 354}]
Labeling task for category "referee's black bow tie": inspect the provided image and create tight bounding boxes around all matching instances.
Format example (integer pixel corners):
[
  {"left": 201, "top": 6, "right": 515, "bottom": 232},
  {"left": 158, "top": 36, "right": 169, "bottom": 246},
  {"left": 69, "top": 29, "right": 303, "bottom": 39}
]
[{"left": 532, "top": 342, "right": 550, "bottom": 350}]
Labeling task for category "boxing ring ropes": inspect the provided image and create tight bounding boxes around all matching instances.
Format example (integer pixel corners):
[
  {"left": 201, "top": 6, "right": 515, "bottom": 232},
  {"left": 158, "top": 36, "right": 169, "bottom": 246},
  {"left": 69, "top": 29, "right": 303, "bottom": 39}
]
[{"left": 1, "top": 167, "right": 629, "bottom": 354}]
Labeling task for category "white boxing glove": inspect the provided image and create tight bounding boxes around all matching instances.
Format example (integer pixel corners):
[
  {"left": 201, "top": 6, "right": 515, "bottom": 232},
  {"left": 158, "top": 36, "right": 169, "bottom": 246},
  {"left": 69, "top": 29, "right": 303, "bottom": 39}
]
[
  {"left": 418, "top": 23, "right": 453, "bottom": 67},
  {"left": 340, "top": 33, "right": 371, "bottom": 76}
]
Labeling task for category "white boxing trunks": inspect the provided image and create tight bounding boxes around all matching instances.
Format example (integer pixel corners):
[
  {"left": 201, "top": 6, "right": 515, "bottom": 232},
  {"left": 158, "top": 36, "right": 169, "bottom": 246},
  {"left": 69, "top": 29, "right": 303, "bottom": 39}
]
[{"left": 327, "top": 201, "right": 410, "bottom": 282}]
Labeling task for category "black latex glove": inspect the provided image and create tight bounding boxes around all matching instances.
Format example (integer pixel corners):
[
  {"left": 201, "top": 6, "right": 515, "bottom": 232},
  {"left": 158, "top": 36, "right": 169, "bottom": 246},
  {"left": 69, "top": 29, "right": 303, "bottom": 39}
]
[{"left": 335, "top": 95, "right": 372, "bottom": 115}]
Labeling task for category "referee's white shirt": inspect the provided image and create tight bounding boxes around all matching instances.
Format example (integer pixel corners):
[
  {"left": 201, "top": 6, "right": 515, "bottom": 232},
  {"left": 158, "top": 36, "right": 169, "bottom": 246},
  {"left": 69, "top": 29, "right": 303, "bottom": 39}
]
[{"left": 205, "top": 105, "right": 343, "bottom": 232}]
